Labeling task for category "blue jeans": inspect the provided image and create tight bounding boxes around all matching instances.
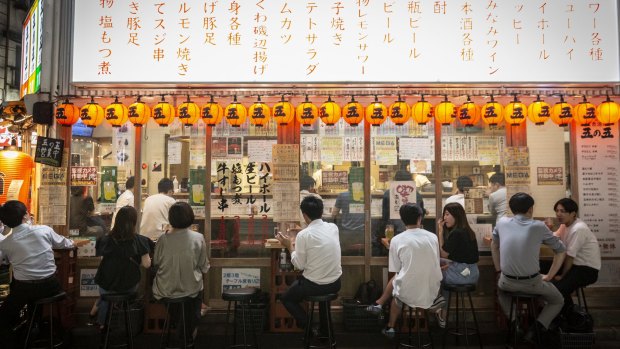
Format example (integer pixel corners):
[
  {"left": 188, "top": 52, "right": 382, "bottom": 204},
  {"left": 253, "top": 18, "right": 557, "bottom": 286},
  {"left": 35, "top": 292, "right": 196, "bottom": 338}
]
[
  {"left": 97, "top": 285, "right": 138, "bottom": 325},
  {"left": 440, "top": 261, "right": 479, "bottom": 309}
]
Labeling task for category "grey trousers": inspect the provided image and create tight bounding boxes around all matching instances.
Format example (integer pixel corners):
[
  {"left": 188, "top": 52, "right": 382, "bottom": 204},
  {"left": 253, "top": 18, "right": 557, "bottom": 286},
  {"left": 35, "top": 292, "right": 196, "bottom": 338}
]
[{"left": 497, "top": 274, "right": 564, "bottom": 328}]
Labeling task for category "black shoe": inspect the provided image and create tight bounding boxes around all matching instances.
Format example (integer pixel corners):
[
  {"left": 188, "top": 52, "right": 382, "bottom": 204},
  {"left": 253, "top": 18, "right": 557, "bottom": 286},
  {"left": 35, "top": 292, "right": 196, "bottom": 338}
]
[{"left": 523, "top": 321, "right": 546, "bottom": 345}]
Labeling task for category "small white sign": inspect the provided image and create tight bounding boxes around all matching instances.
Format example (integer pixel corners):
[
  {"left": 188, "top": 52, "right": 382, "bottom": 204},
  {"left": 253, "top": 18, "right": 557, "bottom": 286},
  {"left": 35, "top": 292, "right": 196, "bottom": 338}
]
[
  {"left": 222, "top": 268, "right": 261, "bottom": 293},
  {"left": 80, "top": 268, "right": 99, "bottom": 297}
]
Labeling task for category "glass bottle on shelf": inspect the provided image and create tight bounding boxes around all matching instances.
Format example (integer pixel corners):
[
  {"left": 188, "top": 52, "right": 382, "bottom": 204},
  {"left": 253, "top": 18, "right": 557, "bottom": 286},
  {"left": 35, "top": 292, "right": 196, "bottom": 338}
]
[{"left": 279, "top": 248, "right": 288, "bottom": 272}]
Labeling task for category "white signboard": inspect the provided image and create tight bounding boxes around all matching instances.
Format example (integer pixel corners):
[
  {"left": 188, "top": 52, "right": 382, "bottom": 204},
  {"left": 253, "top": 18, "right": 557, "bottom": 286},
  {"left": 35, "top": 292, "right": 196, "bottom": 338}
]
[
  {"left": 72, "top": 0, "right": 619, "bottom": 84},
  {"left": 388, "top": 181, "right": 417, "bottom": 220},
  {"left": 222, "top": 268, "right": 261, "bottom": 292},
  {"left": 575, "top": 124, "right": 620, "bottom": 257},
  {"left": 80, "top": 268, "right": 99, "bottom": 297}
]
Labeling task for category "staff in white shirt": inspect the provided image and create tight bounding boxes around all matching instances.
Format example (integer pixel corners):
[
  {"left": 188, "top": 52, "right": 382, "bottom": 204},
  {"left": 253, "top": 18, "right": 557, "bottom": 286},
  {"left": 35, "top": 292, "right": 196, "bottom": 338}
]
[
  {"left": 0, "top": 200, "right": 74, "bottom": 347},
  {"left": 111, "top": 176, "right": 135, "bottom": 229},
  {"left": 140, "top": 178, "right": 176, "bottom": 241}
]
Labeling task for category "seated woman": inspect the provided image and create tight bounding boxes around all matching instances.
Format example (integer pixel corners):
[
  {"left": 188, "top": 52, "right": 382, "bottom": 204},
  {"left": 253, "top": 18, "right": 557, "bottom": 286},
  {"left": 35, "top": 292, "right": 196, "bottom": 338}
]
[
  {"left": 152, "top": 202, "right": 210, "bottom": 343},
  {"left": 84, "top": 196, "right": 108, "bottom": 239},
  {"left": 435, "top": 202, "right": 480, "bottom": 327},
  {"left": 94, "top": 206, "right": 151, "bottom": 328}
]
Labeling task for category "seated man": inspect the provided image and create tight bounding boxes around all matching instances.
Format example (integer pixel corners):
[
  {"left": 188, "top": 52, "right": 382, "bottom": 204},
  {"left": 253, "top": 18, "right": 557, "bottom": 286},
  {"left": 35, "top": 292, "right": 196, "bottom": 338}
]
[
  {"left": 551, "top": 198, "right": 601, "bottom": 311},
  {"left": 277, "top": 196, "right": 342, "bottom": 337},
  {"left": 491, "top": 193, "right": 566, "bottom": 344},
  {"left": 0, "top": 200, "right": 74, "bottom": 347},
  {"left": 382, "top": 203, "right": 442, "bottom": 338}
]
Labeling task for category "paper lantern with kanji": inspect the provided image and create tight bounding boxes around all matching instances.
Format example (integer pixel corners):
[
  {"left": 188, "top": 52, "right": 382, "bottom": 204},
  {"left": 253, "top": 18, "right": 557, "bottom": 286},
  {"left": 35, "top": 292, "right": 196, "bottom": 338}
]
[
  {"left": 225, "top": 96, "right": 247, "bottom": 127},
  {"left": 342, "top": 96, "right": 364, "bottom": 126},
  {"left": 389, "top": 95, "right": 410, "bottom": 126},
  {"left": 481, "top": 95, "right": 503, "bottom": 126},
  {"left": 128, "top": 97, "right": 151, "bottom": 127},
  {"left": 435, "top": 96, "right": 456, "bottom": 126},
  {"left": 296, "top": 96, "right": 318, "bottom": 127},
  {"left": 178, "top": 97, "right": 200, "bottom": 126},
  {"left": 0, "top": 149, "right": 35, "bottom": 210},
  {"left": 319, "top": 96, "right": 341, "bottom": 126},
  {"left": 272, "top": 95, "right": 295, "bottom": 126},
  {"left": 365, "top": 96, "right": 387, "bottom": 126},
  {"left": 201, "top": 96, "right": 223, "bottom": 127},
  {"left": 80, "top": 97, "right": 105, "bottom": 128},
  {"left": 527, "top": 95, "right": 551, "bottom": 125},
  {"left": 249, "top": 96, "right": 271, "bottom": 127},
  {"left": 152, "top": 97, "right": 176, "bottom": 127},
  {"left": 504, "top": 95, "right": 528, "bottom": 126},
  {"left": 411, "top": 95, "right": 433, "bottom": 125},
  {"left": 596, "top": 95, "right": 620, "bottom": 125},
  {"left": 457, "top": 96, "right": 480, "bottom": 127},
  {"left": 550, "top": 96, "right": 573, "bottom": 127},
  {"left": 55, "top": 99, "right": 80, "bottom": 127},
  {"left": 105, "top": 97, "right": 129, "bottom": 127},
  {"left": 573, "top": 96, "right": 597, "bottom": 126}
]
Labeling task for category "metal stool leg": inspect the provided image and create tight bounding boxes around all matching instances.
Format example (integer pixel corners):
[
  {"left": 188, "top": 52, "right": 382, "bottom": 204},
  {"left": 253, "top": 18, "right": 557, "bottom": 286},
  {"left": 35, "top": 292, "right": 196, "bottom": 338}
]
[
  {"left": 424, "top": 309, "right": 434, "bottom": 349},
  {"left": 124, "top": 301, "right": 134, "bottom": 349},
  {"left": 48, "top": 302, "right": 54, "bottom": 349},
  {"left": 304, "top": 300, "right": 315, "bottom": 349},
  {"left": 103, "top": 301, "right": 114, "bottom": 349},
  {"left": 466, "top": 291, "right": 483, "bottom": 349},
  {"left": 24, "top": 304, "right": 39, "bottom": 349},
  {"left": 240, "top": 301, "right": 247, "bottom": 348},
  {"left": 442, "top": 290, "right": 452, "bottom": 349},
  {"left": 224, "top": 300, "right": 231, "bottom": 349},
  {"left": 160, "top": 303, "right": 171, "bottom": 349},
  {"left": 181, "top": 302, "right": 187, "bottom": 349}
]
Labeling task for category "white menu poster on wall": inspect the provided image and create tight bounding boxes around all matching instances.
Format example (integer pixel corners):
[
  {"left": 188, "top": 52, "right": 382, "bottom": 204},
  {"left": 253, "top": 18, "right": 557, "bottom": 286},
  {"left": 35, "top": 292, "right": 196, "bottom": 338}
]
[{"left": 576, "top": 124, "right": 620, "bottom": 257}]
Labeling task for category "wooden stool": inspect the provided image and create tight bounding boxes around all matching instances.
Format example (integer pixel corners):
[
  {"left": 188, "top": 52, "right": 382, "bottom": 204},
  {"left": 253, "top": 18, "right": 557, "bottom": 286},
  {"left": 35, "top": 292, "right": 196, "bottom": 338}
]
[
  {"left": 101, "top": 292, "right": 137, "bottom": 349},
  {"left": 222, "top": 287, "right": 260, "bottom": 349},
  {"left": 397, "top": 305, "right": 433, "bottom": 349},
  {"left": 160, "top": 297, "right": 195, "bottom": 349},
  {"left": 303, "top": 293, "right": 338, "bottom": 349},
  {"left": 506, "top": 292, "right": 539, "bottom": 349},
  {"left": 24, "top": 291, "right": 67, "bottom": 349},
  {"left": 441, "top": 284, "right": 482, "bottom": 349}
]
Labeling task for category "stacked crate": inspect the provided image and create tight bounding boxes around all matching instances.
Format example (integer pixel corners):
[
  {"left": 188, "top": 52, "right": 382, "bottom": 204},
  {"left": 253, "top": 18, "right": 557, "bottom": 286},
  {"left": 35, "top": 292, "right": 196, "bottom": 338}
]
[
  {"left": 54, "top": 247, "right": 77, "bottom": 328},
  {"left": 268, "top": 247, "right": 303, "bottom": 332}
]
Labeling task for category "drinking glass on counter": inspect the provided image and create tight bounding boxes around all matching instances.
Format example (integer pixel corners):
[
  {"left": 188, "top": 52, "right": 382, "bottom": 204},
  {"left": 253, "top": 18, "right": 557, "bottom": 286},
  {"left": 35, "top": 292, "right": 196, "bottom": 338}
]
[{"left": 385, "top": 224, "right": 395, "bottom": 241}]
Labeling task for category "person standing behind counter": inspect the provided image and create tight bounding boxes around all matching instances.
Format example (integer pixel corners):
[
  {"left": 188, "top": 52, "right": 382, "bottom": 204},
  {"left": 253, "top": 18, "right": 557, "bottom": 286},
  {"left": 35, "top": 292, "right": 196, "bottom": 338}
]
[
  {"left": 487, "top": 173, "right": 507, "bottom": 224},
  {"left": 111, "top": 176, "right": 135, "bottom": 229},
  {"left": 0, "top": 200, "right": 75, "bottom": 348},
  {"left": 140, "top": 178, "right": 176, "bottom": 241}
]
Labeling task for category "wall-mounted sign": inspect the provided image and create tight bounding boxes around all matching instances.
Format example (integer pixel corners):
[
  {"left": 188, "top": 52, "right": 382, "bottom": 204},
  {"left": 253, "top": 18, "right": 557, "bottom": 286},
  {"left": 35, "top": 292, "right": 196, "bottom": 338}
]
[
  {"left": 72, "top": 0, "right": 619, "bottom": 84},
  {"left": 20, "top": 0, "right": 43, "bottom": 97},
  {"left": 70, "top": 166, "right": 98, "bottom": 186},
  {"left": 34, "top": 136, "right": 64, "bottom": 167}
]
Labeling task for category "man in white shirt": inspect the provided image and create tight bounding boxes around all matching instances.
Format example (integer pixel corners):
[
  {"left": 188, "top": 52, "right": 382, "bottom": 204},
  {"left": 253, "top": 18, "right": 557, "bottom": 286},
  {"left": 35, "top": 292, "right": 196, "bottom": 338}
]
[
  {"left": 111, "top": 176, "right": 135, "bottom": 228},
  {"left": 445, "top": 175, "right": 477, "bottom": 225},
  {"left": 487, "top": 173, "right": 507, "bottom": 224},
  {"left": 140, "top": 178, "right": 176, "bottom": 241},
  {"left": 382, "top": 203, "right": 442, "bottom": 338},
  {"left": 277, "top": 196, "right": 342, "bottom": 337},
  {"left": 0, "top": 200, "right": 74, "bottom": 347}
]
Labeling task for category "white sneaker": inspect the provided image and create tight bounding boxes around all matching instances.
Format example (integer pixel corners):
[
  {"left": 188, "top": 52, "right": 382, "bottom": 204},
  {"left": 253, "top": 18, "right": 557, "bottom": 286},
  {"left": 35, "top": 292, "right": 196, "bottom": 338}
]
[
  {"left": 430, "top": 295, "right": 445, "bottom": 310},
  {"left": 381, "top": 327, "right": 396, "bottom": 339},
  {"left": 435, "top": 309, "right": 446, "bottom": 328},
  {"left": 365, "top": 303, "right": 383, "bottom": 315}
]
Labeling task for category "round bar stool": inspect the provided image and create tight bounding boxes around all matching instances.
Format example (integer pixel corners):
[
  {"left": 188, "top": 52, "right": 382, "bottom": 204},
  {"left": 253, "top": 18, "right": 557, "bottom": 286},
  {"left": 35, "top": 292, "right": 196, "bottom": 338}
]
[
  {"left": 396, "top": 305, "right": 433, "bottom": 349},
  {"left": 24, "top": 291, "right": 67, "bottom": 349},
  {"left": 222, "top": 287, "right": 260, "bottom": 349},
  {"left": 303, "top": 293, "right": 338, "bottom": 349},
  {"left": 101, "top": 292, "right": 137, "bottom": 349},
  {"left": 441, "top": 284, "right": 482, "bottom": 349},
  {"left": 160, "top": 297, "right": 194, "bottom": 349},
  {"left": 506, "top": 292, "right": 540, "bottom": 348}
]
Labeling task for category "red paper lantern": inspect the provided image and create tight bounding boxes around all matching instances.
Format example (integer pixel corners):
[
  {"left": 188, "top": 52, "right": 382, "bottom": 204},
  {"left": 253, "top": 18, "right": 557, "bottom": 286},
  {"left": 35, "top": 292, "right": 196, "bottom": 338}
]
[
  {"left": 272, "top": 95, "right": 295, "bottom": 126},
  {"left": 296, "top": 95, "right": 318, "bottom": 127},
  {"left": 55, "top": 99, "right": 80, "bottom": 127},
  {"left": 435, "top": 96, "right": 456, "bottom": 126},
  {"left": 201, "top": 95, "right": 224, "bottom": 127},
  {"left": 152, "top": 96, "right": 176, "bottom": 127},
  {"left": 389, "top": 95, "right": 410, "bottom": 126},
  {"left": 128, "top": 96, "right": 151, "bottom": 127},
  {"left": 319, "top": 96, "right": 341, "bottom": 126},
  {"left": 178, "top": 96, "right": 201, "bottom": 127},
  {"left": 527, "top": 95, "right": 551, "bottom": 125},
  {"left": 105, "top": 97, "right": 129, "bottom": 127},
  {"left": 342, "top": 96, "right": 364, "bottom": 126},
  {"left": 411, "top": 95, "right": 433, "bottom": 125},
  {"left": 80, "top": 97, "right": 105, "bottom": 128},
  {"left": 550, "top": 95, "right": 573, "bottom": 127},
  {"left": 481, "top": 95, "right": 503, "bottom": 126},
  {"left": 504, "top": 95, "right": 528, "bottom": 126},
  {"left": 596, "top": 95, "right": 620, "bottom": 126},
  {"left": 573, "top": 96, "right": 597, "bottom": 126},
  {"left": 365, "top": 95, "right": 387, "bottom": 127},
  {"left": 225, "top": 95, "right": 247, "bottom": 127},
  {"left": 248, "top": 96, "right": 271, "bottom": 127},
  {"left": 457, "top": 96, "right": 480, "bottom": 127}
]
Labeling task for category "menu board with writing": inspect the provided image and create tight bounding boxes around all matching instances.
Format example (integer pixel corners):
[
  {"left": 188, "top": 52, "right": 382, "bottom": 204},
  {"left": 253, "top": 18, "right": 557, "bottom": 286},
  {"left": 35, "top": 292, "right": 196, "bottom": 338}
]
[
  {"left": 34, "top": 136, "right": 64, "bottom": 167},
  {"left": 248, "top": 140, "right": 277, "bottom": 164},
  {"left": 373, "top": 136, "right": 398, "bottom": 166},
  {"left": 272, "top": 144, "right": 299, "bottom": 182},
  {"left": 576, "top": 124, "right": 619, "bottom": 257},
  {"left": 322, "top": 171, "right": 349, "bottom": 190},
  {"left": 320, "top": 137, "right": 343, "bottom": 165}
]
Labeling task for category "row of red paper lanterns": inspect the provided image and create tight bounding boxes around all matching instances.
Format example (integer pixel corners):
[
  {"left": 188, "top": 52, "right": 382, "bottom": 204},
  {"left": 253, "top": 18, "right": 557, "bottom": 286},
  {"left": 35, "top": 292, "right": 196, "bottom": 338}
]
[{"left": 54, "top": 94, "right": 620, "bottom": 129}]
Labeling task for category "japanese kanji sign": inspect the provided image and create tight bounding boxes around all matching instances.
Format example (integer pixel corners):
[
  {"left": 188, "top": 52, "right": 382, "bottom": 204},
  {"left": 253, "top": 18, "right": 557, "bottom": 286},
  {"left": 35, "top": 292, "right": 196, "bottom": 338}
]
[
  {"left": 70, "top": 166, "right": 98, "bottom": 186},
  {"left": 34, "top": 136, "right": 64, "bottom": 167}
]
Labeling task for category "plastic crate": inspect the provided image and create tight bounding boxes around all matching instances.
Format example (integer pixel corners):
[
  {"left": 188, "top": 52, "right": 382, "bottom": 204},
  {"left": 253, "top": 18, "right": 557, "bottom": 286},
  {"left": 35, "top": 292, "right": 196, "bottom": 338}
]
[
  {"left": 555, "top": 329, "right": 595, "bottom": 349},
  {"left": 342, "top": 299, "right": 384, "bottom": 332}
]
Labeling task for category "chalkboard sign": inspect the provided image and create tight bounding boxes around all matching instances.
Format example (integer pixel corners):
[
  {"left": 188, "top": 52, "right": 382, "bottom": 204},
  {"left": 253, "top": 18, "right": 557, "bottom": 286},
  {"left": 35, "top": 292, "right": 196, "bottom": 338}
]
[{"left": 34, "top": 136, "right": 64, "bottom": 167}]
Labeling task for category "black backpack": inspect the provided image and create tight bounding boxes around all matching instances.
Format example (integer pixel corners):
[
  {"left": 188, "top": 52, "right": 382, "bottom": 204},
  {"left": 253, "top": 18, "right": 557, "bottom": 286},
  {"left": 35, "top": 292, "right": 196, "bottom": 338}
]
[
  {"left": 559, "top": 305, "right": 594, "bottom": 333},
  {"left": 354, "top": 279, "right": 383, "bottom": 305}
]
